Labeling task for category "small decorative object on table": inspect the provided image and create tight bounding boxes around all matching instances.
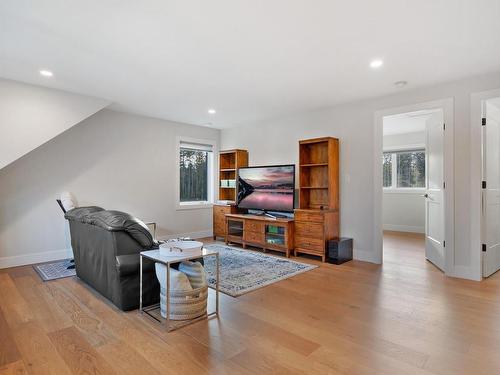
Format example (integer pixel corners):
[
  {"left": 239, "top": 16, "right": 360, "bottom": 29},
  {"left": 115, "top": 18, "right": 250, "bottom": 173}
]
[
  {"left": 140, "top": 241, "right": 219, "bottom": 332},
  {"left": 158, "top": 239, "right": 203, "bottom": 256},
  {"left": 326, "top": 237, "right": 353, "bottom": 265}
]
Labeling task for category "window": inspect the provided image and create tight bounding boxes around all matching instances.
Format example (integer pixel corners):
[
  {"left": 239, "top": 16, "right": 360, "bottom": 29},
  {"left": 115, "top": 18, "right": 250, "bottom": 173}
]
[
  {"left": 177, "top": 138, "right": 215, "bottom": 209},
  {"left": 383, "top": 149, "right": 425, "bottom": 189},
  {"left": 383, "top": 153, "right": 393, "bottom": 187}
]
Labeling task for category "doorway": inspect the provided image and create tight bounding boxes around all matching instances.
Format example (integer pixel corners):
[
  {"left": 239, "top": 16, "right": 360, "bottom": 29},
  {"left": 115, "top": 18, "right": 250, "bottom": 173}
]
[
  {"left": 481, "top": 97, "right": 500, "bottom": 277},
  {"left": 373, "top": 98, "right": 454, "bottom": 274},
  {"left": 382, "top": 109, "right": 445, "bottom": 270}
]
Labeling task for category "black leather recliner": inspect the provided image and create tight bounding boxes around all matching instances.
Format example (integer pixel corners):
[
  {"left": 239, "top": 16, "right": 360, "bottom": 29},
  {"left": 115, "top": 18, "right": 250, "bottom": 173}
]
[{"left": 65, "top": 207, "right": 160, "bottom": 311}]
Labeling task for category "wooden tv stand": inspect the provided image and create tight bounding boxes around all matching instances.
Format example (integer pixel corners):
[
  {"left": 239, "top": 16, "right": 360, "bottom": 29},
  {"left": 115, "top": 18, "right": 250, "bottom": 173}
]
[{"left": 225, "top": 214, "right": 294, "bottom": 257}]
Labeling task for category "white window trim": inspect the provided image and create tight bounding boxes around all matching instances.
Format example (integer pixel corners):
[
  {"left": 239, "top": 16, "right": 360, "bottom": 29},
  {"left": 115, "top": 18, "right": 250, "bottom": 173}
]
[
  {"left": 383, "top": 145, "right": 426, "bottom": 192},
  {"left": 383, "top": 143, "right": 426, "bottom": 152},
  {"left": 175, "top": 136, "right": 217, "bottom": 210},
  {"left": 383, "top": 188, "right": 426, "bottom": 194}
]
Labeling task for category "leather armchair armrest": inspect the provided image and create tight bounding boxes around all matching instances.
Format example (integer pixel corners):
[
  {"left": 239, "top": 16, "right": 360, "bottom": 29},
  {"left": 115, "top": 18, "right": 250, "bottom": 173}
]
[{"left": 116, "top": 254, "right": 155, "bottom": 277}]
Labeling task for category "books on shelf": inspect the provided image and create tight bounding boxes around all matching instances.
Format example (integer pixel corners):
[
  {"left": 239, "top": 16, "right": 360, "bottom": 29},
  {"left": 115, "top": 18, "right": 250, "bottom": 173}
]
[{"left": 220, "top": 179, "right": 236, "bottom": 188}]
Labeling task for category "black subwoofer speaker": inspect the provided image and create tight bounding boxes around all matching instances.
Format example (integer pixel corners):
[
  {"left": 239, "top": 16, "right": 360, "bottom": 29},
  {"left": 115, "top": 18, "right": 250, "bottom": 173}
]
[{"left": 327, "top": 238, "right": 353, "bottom": 264}]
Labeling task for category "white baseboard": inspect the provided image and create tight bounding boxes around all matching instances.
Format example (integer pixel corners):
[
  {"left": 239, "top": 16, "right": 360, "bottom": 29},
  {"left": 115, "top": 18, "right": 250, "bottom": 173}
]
[
  {"left": 383, "top": 224, "right": 424, "bottom": 234},
  {"left": 0, "top": 248, "right": 74, "bottom": 269},
  {"left": 447, "top": 265, "right": 482, "bottom": 281},
  {"left": 354, "top": 248, "right": 381, "bottom": 264}
]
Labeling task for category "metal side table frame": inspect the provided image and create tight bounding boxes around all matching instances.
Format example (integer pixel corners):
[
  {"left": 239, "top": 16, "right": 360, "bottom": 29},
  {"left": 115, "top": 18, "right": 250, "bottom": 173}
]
[{"left": 139, "top": 248, "right": 219, "bottom": 332}]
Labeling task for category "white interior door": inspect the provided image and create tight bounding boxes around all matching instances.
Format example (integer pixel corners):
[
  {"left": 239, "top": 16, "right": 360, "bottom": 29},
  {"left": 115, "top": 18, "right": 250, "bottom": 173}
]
[
  {"left": 482, "top": 98, "right": 500, "bottom": 277},
  {"left": 424, "top": 110, "right": 445, "bottom": 271}
]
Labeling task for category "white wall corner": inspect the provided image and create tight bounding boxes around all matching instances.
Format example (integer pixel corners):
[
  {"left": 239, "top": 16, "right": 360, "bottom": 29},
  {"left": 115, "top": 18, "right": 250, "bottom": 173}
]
[
  {"left": 354, "top": 248, "right": 381, "bottom": 264},
  {"left": 448, "top": 265, "right": 482, "bottom": 282}
]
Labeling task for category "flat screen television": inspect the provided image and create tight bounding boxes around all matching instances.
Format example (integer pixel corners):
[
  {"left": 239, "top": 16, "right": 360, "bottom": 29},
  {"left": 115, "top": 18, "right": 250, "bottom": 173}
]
[{"left": 236, "top": 165, "right": 295, "bottom": 212}]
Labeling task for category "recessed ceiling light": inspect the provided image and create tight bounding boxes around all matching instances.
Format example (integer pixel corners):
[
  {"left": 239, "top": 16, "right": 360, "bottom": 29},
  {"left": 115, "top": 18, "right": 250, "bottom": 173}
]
[
  {"left": 39, "top": 70, "right": 53, "bottom": 77},
  {"left": 394, "top": 80, "right": 408, "bottom": 88},
  {"left": 208, "top": 109, "right": 216, "bottom": 114},
  {"left": 369, "top": 59, "right": 383, "bottom": 69}
]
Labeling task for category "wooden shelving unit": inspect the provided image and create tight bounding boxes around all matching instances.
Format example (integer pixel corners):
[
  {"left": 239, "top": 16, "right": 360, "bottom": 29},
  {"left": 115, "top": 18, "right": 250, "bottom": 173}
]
[
  {"left": 300, "top": 163, "right": 328, "bottom": 167},
  {"left": 298, "top": 137, "right": 339, "bottom": 210},
  {"left": 295, "top": 137, "right": 340, "bottom": 261},
  {"left": 218, "top": 149, "right": 248, "bottom": 203},
  {"left": 225, "top": 214, "right": 295, "bottom": 258},
  {"left": 213, "top": 204, "right": 239, "bottom": 240},
  {"left": 213, "top": 149, "right": 248, "bottom": 240}
]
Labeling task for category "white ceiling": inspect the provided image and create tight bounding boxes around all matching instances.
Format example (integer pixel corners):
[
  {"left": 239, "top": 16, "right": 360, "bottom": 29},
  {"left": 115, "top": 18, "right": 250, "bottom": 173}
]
[
  {"left": 1, "top": 1, "right": 500, "bottom": 129},
  {"left": 383, "top": 116, "right": 426, "bottom": 136},
  {"left": 383, "top": 109, "right": 442, "bottom": 135}
]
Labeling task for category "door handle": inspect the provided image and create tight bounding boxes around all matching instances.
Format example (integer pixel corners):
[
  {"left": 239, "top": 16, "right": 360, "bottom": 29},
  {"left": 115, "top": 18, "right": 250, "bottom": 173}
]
[{"left": 421, "top": 194, "right": 429, "bottom": 198}]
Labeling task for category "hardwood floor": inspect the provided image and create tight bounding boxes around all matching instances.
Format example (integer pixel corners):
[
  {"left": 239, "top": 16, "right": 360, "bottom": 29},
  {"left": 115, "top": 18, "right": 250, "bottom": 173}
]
[{"left": 1, "top": 232, "right": 500, "bottom": 374}]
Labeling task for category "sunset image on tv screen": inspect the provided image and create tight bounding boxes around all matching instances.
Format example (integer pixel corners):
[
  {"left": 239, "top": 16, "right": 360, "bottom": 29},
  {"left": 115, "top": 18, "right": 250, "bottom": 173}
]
[{"left": 237, "top": 165, "right": 295, "bottom": 211}]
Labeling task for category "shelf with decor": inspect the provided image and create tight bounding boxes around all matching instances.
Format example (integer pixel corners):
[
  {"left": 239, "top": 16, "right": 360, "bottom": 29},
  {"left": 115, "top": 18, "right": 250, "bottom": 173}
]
[
  {"left": 213, "top": 149, "right": 248, "bottom": 240},
  {"left": 265, "top": 224, "right": 286, "bottom": 245},
  {"left": 218, "top": 149, "right": 248, "bottom": 203}
]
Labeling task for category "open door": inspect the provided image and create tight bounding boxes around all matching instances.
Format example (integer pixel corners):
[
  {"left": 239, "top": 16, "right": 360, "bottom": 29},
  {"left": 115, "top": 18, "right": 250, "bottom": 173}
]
[
  {"left": 424, "top": 110, "right": 445, "bottom": 271},
  {"left": 482, "top": 98, "right": 500, "bottom": 277}
]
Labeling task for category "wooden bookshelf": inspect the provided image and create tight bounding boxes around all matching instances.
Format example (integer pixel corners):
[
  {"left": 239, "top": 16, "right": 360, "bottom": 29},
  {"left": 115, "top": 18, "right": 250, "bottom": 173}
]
[
  {"left": 218, "top": 149, "right": 248, "bottom": 203},
  {"left": 298, "top": 137, "right": 339, "bottom": 210},
  {"left": 295, "top": 137, "right": 340, "bottom": 261}
]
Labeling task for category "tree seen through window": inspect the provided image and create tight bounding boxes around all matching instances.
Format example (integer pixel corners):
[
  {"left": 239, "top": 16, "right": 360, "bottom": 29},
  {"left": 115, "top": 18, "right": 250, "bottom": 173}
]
[
  {"left": 180, "top": 148, "right": 208, "bottom": 202},
  {"left": 383, "top": 150, "right": 425, "bottom": 188},
  {"left": 383, "top": 153, "right": 392, "bottom": 187},
  {"left": 397, "top": 151, "right": 425, "bottom": 188}
]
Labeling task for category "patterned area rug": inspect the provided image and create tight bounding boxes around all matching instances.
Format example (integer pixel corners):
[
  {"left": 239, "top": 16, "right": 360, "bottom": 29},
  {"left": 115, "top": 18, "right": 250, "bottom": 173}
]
[
  {"left": 33, "top": 259, "right": 76, "bottom": 281},
  {"left": 203, "top": 243, "right": 317, "bottom": 297}
]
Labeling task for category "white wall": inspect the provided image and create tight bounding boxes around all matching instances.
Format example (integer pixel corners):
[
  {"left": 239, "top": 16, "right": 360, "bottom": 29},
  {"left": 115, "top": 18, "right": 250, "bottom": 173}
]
[
  {"left": 383, "top": 193, "right": 425, "bottom": 233},
  {"left": 383, "top": 130, "right": 426, "bottom": 234},
  {"left": 221, "top": 71, "right": 500, "bottom": 280},
  {"left": 0, "top": 109, "right": 220, "bottom": 268},
  {"left": 0, "top": 78, "right": 110, "bottom": 169}
]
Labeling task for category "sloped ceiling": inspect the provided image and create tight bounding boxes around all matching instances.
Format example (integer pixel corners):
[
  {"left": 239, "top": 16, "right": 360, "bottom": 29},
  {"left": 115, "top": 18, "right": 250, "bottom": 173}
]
[{"left": 0, "top": 78, "right": 110, "bottom": 169}]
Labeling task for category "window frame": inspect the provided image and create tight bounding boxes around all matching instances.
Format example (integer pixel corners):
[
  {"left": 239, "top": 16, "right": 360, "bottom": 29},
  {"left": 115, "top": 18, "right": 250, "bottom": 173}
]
[
  {"left": 175, "top": 136, "right": 217, "bottom": 210},
  {"left": 383, "top": 145, "right": 426, "bottom": 193}
]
